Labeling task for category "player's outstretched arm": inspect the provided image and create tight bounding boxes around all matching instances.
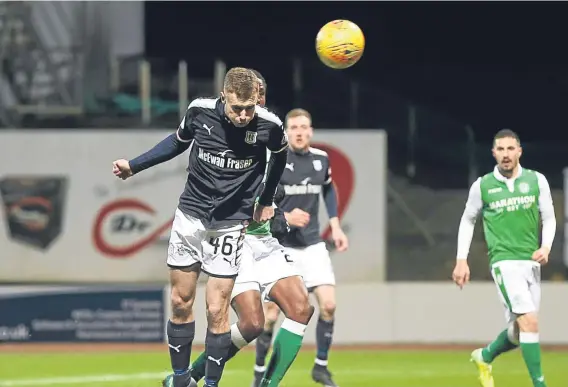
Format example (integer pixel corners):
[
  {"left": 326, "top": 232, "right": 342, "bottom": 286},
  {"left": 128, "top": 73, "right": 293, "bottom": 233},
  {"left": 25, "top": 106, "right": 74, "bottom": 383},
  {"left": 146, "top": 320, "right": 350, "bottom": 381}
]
[
  {"left": 453, "top": 178, "right": 482, "bottom": 288},
  {"left": 128, "top": 132, "right": 191, "bottom": 175},
  {"left": 127, "top": 104, "right": 197, "bottom": 175}
]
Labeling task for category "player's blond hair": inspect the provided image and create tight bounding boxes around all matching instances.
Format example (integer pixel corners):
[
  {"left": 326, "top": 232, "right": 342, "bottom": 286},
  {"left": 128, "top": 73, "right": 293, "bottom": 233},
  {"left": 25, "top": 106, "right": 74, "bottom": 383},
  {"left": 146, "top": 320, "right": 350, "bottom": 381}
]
[
  {"left": 285, "top": 108, "right": 312, "bottom": 126},
  {"left": 223, "top": 67, "right": 259, "bottom": 100}
]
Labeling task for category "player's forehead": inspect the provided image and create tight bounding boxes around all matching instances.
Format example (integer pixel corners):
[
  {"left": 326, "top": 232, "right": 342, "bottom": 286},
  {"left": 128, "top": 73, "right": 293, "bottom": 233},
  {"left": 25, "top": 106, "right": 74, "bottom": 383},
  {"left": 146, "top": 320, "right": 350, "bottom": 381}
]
[
  {"left": 287, "top": 115, "right": 311, "bottom": 128},
  {"left": 225, "top": 92, "right": 257, "bottom": 106},
  {"left": 493, "top": 136, "right": 519, "bottom": 148}
]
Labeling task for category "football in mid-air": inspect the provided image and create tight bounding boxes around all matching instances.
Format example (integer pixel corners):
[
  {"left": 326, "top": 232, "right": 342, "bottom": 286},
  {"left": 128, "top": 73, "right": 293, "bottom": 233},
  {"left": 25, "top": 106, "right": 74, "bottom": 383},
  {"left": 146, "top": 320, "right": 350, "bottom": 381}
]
[{"left": 316, "top": 20, "right": 365, "bottom": 69}]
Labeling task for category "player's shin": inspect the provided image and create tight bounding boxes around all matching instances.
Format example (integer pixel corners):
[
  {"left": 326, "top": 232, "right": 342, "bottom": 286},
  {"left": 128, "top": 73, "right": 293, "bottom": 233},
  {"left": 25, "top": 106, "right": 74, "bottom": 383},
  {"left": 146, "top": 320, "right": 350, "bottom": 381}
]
[
  {"left": 313, "top": 285, "right": 336, "bottom": 368},
  {"left": 481, "top": 322, "right": 519, "bottom": 363},
  {"left": 190, "top": 323, "right": 256, "bottom": 382},
  {"left": 261, "top": 277, "right": 314, "bottom": 386},
  {"left": 520, "top": 331, "right": 547, "bottom": 387},
  {"left": 315, "top": 318, "right": 334, "bottom": 367},
  {"left": 167, "top": 320, "right": 196, "bottom": 387},
  {"left": 254, "top": 330, "right": 274, "bottom": 375},
  {"left": 255, "top": 302, "right": 279, "bottom": 373},
  {"left": 203, "top": 277, "right": 236, "bottom": 387},
  {"left": 203, "top": 329, "right": 232, "bottom": 387},
  {"left": 261, "top": 318, "right": 309, "bottom": 387},
  {"left": 517, "top": 313, "right": 547, "bottom": 387}
]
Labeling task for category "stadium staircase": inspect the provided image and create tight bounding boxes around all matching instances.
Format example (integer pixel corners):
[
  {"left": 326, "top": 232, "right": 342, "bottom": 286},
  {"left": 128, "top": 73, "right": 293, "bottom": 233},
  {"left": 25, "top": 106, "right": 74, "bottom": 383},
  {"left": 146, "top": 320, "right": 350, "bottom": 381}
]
[
  {"left": 0, "top": 1, "right": 83, "bottom": 127},
  {"left": 387, "top": 173, "right": 486, "bottom": 281}
]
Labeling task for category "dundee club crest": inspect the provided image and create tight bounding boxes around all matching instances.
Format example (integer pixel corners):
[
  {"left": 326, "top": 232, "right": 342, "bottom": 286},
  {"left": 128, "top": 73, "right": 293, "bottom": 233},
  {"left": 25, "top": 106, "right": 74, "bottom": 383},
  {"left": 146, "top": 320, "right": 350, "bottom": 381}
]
[
  {"left": 244, "top": 131, "right": 257, "bottom": 144},
  {"left": 313, "top": 160, "right": 323, "bottom": 171}
]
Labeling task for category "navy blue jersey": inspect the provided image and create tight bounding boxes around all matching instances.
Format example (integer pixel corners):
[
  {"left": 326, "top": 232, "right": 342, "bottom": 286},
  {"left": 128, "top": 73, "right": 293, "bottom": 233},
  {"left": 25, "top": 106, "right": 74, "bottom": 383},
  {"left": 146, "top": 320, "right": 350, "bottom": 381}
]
[
  {"left": 177, "top": 98, "right": 287, "bottom": 228},
  {"left": 277, "top": 147, "right": 332, "bottom": 247}
]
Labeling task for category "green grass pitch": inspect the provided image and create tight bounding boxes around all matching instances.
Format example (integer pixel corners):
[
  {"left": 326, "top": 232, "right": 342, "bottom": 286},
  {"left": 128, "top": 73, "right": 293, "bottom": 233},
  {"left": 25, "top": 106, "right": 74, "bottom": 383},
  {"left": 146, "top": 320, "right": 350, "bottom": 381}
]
[{"left": 0, "top": 348, "right": 566, "bottom": 387}]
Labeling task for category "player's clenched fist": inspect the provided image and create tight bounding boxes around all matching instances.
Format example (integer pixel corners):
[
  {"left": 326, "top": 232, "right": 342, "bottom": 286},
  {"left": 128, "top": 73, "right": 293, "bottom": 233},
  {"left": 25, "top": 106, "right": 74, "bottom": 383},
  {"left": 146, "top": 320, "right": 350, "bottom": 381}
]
[
  {"left": 532, "top": 246, "right": 550, "bottom": 265},
  {"left": 253, "top": 204, "right": 274, "bottom": 223},
  {"left": 112, "top": 159, "right": 133, "bottom": 180},
  {"left": 452, "top": 260, "right": 470, "bottom": 289},
  {"left": 285, "top": 208, "right": 310, "bottom": 227}
]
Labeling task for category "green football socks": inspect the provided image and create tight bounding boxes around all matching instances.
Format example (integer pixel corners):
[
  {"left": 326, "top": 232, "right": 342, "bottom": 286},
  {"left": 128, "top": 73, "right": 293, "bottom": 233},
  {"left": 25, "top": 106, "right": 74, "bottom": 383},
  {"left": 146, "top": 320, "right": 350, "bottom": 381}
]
[
  {"left": 481, "top": 328, "right": 518, "bottom": 363},
  {"left": 260, "top": 318, "right": 307, "bottom": 387},
  {"left": 520, "top": 332, "right": 547, "bottom": 387}
]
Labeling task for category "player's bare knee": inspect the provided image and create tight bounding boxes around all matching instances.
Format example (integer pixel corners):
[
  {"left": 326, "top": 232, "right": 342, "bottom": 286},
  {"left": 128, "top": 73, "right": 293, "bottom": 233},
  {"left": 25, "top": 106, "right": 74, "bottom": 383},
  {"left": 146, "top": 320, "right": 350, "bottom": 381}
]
[
  {"left": 319, "top": 300, "right": 336, "bottom": 320},
  {"left": 269, "top": 277, "right": 313, "bottom": 324},
  {"left": 206, "top": 300, "right": 231, "bottom": 331},
  {"left": 285, "top": 298, "right": 314, "bottom": 325},
  {"left": 205, "top": 296, "right": 231, "bottom": 331},
  {"left": 233, "top": 290, "right": 265, "bottom": 339},
  {"left": 239, "top": 311, "right": 265, "bottom": 341},
  {"left": 170, "top": 287, "right": 194, "bottom": 322},
  {"left": 205, "top": 276, "right": 234, "bottom": 331},
  {"left": 517, "top": 312, "right": 539, "bottom": 333},
  {"left": 168, "top": 266, "right": 199, "bottom": 323},
  {"left": 241, "top": 317, "right": 264, "bottom": 340},
  {"left": 263, "top": 310, "right": 279, "bottom": 331},
  {"left": 231, "top": 291, "right": 264, "bottom": 339},
  {"left": 264, "top": 302, "right": 281, "bottom": 326}
]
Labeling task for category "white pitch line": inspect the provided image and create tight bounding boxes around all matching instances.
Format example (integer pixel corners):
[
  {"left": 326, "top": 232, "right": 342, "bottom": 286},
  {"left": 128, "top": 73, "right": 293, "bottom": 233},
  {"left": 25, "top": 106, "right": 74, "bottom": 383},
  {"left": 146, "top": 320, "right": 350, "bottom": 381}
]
[
  {"left": 0, "top": 373, "right": 169, "bottom": 387},
  {"left": 0, "top": 367, "right": 526, "bottom": 387}
]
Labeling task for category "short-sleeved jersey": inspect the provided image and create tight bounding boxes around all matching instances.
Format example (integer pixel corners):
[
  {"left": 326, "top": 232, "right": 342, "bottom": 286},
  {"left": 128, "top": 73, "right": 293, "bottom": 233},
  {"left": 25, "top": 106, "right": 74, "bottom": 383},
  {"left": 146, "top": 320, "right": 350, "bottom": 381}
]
[
  {"left": 277, "top": 147, "right": 332, "bottom": 247},
  {"left": 176, "top": 98, "right": 287, "bottom": 229}
]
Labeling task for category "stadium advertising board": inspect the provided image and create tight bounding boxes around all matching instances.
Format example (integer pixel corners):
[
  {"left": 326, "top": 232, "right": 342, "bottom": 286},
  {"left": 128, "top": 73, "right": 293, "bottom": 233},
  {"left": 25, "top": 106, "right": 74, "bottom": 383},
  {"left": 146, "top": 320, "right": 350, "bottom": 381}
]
[
  {"left": 0, "top": 130, "right": 386, "bottom": 283},
  {"left": 0, "top": 286, "right": 165, "bottom": 343},
  {"left": 564, "top": 167, "right": 568, "bottom": 270}
]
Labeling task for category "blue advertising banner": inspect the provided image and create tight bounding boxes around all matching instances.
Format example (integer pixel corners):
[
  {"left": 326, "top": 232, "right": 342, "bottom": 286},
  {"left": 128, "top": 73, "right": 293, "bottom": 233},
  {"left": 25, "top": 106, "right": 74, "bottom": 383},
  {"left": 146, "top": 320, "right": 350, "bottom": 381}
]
[{"left": 0, "top": 286, "right": 165, "bottom": 342}]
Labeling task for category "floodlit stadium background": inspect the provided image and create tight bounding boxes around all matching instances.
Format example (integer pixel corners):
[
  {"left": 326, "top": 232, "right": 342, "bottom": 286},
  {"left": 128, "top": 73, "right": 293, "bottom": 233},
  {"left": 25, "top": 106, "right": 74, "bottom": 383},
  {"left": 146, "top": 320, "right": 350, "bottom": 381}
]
[{"left": 1, "top": 2, "right": 567, "bottom": 387}]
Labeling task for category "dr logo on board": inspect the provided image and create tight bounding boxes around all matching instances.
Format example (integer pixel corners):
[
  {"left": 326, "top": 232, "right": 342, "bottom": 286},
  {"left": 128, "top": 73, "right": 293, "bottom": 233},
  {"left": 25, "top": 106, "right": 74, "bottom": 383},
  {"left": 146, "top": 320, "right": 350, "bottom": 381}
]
[{"left": 92, "top": 199, "right": 171, "bottom": 258}]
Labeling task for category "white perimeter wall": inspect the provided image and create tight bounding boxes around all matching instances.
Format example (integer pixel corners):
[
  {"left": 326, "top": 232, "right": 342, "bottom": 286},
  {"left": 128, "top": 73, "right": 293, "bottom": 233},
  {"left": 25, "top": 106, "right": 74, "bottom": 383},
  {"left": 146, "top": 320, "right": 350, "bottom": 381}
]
[{"left": 172, "top": 283, "right": 568, "bottom": 345}]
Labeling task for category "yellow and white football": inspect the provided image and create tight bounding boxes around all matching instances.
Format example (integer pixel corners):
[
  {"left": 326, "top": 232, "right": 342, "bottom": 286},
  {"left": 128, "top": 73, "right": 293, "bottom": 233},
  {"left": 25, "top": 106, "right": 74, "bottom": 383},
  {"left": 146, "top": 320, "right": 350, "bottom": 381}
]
[{"left": 316, "top": 19, "right": 365, "bottom": 69}]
